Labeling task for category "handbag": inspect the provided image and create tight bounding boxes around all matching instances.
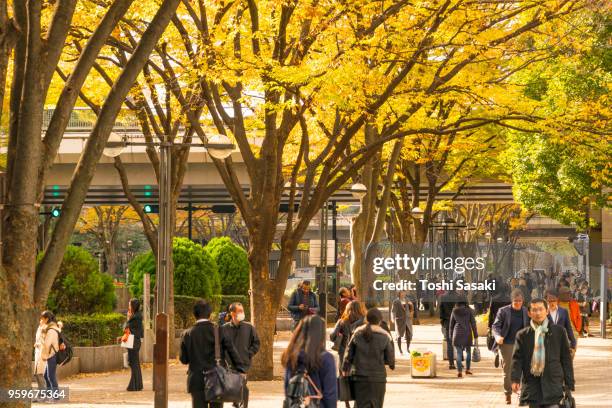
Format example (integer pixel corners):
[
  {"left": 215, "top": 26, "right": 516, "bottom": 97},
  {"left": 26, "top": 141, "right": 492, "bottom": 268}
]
[
  {"left": 560, "top": 389, "right": 576, "bottom": 408},
  {"left": 486, "top": 330, "right": 495, "bottom": 351},
  {"left": 203, "top": 325, "right": 246, "bottom": 403},
  {"left": 337, "top": 376, "right": 354, "bottom": 401},
  {"left": 472, "top": 338, "right": 481, "bottom": 363},
  {"left": 121, "top": 334, "right": 135, "bottom": 349}
]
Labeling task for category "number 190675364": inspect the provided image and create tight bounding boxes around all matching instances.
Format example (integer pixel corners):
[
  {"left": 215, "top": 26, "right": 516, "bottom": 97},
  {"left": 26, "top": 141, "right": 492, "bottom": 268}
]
[{"left": 0, "top": 388, "right": 69, "bottom": 402}]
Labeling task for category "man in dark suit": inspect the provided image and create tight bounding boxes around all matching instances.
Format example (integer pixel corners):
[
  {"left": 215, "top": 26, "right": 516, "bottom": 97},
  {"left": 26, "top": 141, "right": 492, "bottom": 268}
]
[
  {"left": 180, "top": 300, "right": 246, "bottom": 408},
  {"left": 511, "top": 298, "right": 575, "bottom": 408},
  {"left": 492, "top": 289, "right": 530, "bottom": 405},
  {"left": 546, "top": 289, "right": 577, "bottom": 355}
]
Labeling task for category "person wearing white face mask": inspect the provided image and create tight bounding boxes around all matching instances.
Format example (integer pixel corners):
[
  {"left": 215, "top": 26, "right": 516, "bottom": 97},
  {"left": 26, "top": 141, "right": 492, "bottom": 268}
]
[{"left": 221, "top": 302, "right": 260, "bottom": 408}]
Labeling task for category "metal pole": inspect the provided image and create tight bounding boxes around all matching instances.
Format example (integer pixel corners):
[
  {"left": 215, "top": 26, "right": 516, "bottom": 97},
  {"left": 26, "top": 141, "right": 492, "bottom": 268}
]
[
  {"left": 321, "top": 202, "right": 329, "bottom": 324},
  {"left": 601, "top": 264, "right": 608, "bottom": 339},
  {"left": 154, "top": 139, "right": 172, "bottom": 408},
  {"left": 188, "top": 201, "right": 193, "bottom": 241}
]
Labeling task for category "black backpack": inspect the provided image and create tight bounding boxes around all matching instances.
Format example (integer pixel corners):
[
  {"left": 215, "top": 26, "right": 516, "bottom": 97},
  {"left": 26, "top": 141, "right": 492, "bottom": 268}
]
[
  {"left": 283, "top": 370, "right": 321, "bottom": 408},
  {"left": 50, "top": 328, "right": 73, "bottom": 366}
]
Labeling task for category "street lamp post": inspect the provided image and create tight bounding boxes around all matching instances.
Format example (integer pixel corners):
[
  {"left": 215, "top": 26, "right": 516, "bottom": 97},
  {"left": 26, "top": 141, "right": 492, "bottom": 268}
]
[{"left": 104, "top": 132, "right": 233, "bottom": 408}]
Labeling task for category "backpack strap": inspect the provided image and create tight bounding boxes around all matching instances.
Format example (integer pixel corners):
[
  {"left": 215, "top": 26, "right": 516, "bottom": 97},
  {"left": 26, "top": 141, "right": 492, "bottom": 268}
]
[
  {"left": 213, "top": 325, "right": 221, "bottom": 365},
  {"left": 303, "top": 371, "right": 322, "bottom": 400}
]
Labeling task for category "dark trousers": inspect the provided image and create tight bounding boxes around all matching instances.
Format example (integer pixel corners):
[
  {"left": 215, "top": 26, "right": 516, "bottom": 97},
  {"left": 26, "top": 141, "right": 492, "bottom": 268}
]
[
  {"left": 44, "top": 355, "right": 58, "bottom": 391},
  {"left": 191, "top": 391, "right": 222, "bottom": 408},
  {"left": 127, "top": 348, "right": 143, "bottom": 391},
  {"left": 353, "top": 380, "right": 386, "bottom": 408},
  {"left": 233, "top": 378, "right": 249, "bottom": 408},
  {"left": 442, "top": 322, "right": 454, "bottom": 363}
]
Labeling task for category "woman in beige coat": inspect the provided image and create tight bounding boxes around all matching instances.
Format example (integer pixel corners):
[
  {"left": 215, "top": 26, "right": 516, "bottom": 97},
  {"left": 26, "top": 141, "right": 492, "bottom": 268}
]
[{"left": 40, "top": 311, "right": 62, "bottom": 393}]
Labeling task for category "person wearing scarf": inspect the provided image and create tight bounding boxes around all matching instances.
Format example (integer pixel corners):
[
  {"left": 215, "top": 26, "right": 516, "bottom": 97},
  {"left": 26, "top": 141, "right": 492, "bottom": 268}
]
[{"left": 511, "top": 298, "right": 575, "bottom": 407}]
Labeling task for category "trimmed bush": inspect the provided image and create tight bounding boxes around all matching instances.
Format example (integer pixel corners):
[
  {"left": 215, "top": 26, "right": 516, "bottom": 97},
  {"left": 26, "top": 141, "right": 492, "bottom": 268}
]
[
  {"left": 174, "top": 294, "right": 222, "bottom": 329},
  {"left": 205, "top": 237, "right": 250, "bottom": 295},
  {"left": 44, "top": 245, "right": 116, "bottom": 314},
  {"left": 58, "top": 313, "right": 125, "bottom": 347},
  {"left": 129, "top": 238, "right": 222, "bottom": 301}
]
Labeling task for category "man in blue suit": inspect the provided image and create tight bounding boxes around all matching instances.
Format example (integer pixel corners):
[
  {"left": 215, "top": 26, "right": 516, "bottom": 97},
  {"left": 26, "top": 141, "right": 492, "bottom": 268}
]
[
  {"left": 546, "top": 289, "right": 577, "bottom": 354},
  {"left": 492, "top": 289, "right": 530, "bottom": 405}
]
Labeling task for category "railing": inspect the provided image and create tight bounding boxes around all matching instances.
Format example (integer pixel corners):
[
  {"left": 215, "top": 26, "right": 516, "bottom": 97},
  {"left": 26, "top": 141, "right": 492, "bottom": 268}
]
[{"left": 42, "top": 107, "right": 140, "bottom": 132}]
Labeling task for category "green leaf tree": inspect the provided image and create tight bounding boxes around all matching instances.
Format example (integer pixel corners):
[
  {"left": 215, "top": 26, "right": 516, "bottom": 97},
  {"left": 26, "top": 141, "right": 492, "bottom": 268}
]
[
  {"left": 43, "top": 245, "right": 116, "bottom": 314},
  {"left": 129, "top": 238, "right": 221, "bottom": 299},
  {"left": 205, "top": 237, "right": 250, "bottom": 296}
]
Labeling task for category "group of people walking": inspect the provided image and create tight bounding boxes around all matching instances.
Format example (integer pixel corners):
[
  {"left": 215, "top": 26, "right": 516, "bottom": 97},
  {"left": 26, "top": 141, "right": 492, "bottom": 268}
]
[{"left": 285, "top": 281, "right": 395, "bottom": 407}]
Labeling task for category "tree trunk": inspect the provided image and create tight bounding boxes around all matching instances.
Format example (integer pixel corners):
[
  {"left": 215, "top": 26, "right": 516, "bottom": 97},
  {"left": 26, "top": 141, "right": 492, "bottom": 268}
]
[{"left": 247, "top": 250, "right": 276, "bottom": 380}]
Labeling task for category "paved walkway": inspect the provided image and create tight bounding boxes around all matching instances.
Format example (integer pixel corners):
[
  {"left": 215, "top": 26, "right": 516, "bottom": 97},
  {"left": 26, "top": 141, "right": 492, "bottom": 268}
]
[{"left": 34, "top": 323, "right": 612, "bottom": 407}]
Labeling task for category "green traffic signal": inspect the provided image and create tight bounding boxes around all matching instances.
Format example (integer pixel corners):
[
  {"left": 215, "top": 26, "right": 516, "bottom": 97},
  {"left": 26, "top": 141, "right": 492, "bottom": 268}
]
[
  {"left": 51, "top": 208, "right": 61, "bottom": 217},
  {"left": 143, "top": 204, "right": 159, "bottom": 214}
]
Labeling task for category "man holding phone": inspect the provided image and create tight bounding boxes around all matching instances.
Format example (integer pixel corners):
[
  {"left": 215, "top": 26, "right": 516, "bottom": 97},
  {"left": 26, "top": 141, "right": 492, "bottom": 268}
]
[{"left": 288, "top": 280, "right": 320, "bottom": 330}]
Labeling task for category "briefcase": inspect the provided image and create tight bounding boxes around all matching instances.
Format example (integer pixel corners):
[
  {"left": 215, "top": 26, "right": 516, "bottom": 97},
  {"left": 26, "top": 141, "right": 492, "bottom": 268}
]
[{"left": 203, "top": 326, "right": 245, "bottom": 403}]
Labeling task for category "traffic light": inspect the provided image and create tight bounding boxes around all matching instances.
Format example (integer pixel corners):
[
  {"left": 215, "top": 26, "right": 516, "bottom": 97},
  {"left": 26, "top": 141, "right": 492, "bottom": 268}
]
[
  {"left": 143, "top": 204, "right": 159, "bottom": 214},
  {"left": 144, "top": 185, "right": 153, "bottom": 197},
  {"left": 51, "top": 207, "right": 61, "bottom": 217}
]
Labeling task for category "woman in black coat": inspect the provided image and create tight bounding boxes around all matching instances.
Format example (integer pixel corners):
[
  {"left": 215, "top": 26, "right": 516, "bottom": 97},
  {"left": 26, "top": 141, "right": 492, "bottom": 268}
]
[
  {"left": 342, "top": 308, "right": 395, "bottom": 408},
  {"left": 450, "top": 301, "right": 478, "bottom": 377},
  {"left": 125, "top": 298, "right": 144, "bottom": 391},
  {"left": 330, "top": 300, "right": 366, "bottom": 369}
]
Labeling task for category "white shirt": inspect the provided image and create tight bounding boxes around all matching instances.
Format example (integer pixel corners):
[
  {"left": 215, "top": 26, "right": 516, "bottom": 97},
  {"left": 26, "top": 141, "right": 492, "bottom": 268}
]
[{"left": 550, "top": 308, "right": 559, "bottom": 324}]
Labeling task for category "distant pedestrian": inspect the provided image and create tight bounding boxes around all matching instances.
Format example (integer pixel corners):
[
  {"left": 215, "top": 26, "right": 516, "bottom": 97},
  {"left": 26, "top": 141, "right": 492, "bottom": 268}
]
[
  {"left": 222, "top": 302, "right": 260, "bottom": 408},
  {"left": 439, "top": 287, "right": 460, "bottom": 369},
  {"left": 337, "top": 287, "right": 352, "bottom": 320},
  {"left": 40, "top": 311, "right": 62, "bottom": 396},
  {"left": 349, "top": 284, "right": 359, "bottom": 300},
  {"left": 288, "top": 280, "right": 319, "bottom": 330},
  {"left": 330, "top": 300, "right": 366, "bottom": 369},
  {"left": 342, "top": 308, "right": 395, "bottom": 408},
  {"left": 391, "top": 291, "right": 413, "bottom": 354},
  {"left": 282, "top": 315, "right": 337, "bottom": 408},
  {"left": 180, "top": 299, "right": 246, "bottom": 408},
  {"left": 511, "top": 298, "right": 575, "bottom": 407},
  {"left": 576, "top": 281, "right": 592, "bottom": 337},
  {"left": 450, "top": 300, "right": 478, "bottom": 377},
  {"left": 492, "top": 289, "right": 530, "bottom": 405},
  {"left": 124, "top": 298, "right": 144, "bottom": 391}
]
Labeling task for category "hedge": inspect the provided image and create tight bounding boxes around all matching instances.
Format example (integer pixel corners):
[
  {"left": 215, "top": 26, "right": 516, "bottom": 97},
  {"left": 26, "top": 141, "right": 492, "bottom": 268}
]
[
  {"left": 58, "top": 313, "right": 125, "bottom": 347},
  {"left": 174, "top": 294, "right": 222, "bottom": 329}
]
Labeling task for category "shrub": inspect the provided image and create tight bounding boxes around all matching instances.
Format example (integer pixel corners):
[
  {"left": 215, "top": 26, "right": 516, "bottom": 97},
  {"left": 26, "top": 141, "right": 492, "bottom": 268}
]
[
  {"left": 44, "top": 246, "right": 116, "bottom": 314},
  {"left": 174, "top": 294, "right": 222, "bottom": 329},
  {"left": 205, "top": 237, "right": 250, "bottom": 295},
  {"left": 129, "top": 237, "right": 222, "bottom": 301},
  {"left": 58, "top": 313, "right": 125, "bottom": 346}
]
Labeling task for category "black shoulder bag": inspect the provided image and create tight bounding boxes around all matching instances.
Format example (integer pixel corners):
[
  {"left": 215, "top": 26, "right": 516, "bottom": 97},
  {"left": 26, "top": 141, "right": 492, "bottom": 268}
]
[{"left": 203, "top": 325, "right": 246, "bottom": 403}]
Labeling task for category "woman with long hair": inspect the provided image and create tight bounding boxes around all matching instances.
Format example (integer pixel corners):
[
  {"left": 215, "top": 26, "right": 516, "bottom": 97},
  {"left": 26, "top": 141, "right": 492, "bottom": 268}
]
[
  {"left": 330, "top": 300, "right": 367, "bottom": 368},
  {"left": 124, "top": 298, "right": 144, "bottom": 391},
  {"left": 40, "top": 311, "right": 62, "bottom": 396},
  {"left": 342, "top": 308, "right": 395, "bottom": 407},
  {"left": 282, "top": 315, "right": 337, "bottom": 407}
]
